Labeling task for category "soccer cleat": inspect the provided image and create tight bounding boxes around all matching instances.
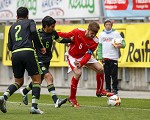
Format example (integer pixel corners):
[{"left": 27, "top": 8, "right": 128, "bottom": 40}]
[
  {"left": 68, "top": 98, "right": 80, "bottom": 108},
  {"left": 112, "top": 90, "right": 118, "bottom": 95},
  {"left": 30, "top": 107, "right": 44, "bottom": 114},
  {"left": 20, "top": 88, "right": 28, "bottom": 105},
  {"left": 0, "top": 96, "right": 7, "bottom": 113},
  {"left": 55, "top": 98, "right": 67, "bottom": 108},
  {"left": 96, "top": 89, "right": 114, "bottom": 97}
]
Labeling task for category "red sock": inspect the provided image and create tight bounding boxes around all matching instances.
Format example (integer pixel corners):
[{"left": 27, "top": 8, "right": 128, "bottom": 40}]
[
  {"left": 69, "top": 76, "right": 79, "bottom": 99},
  {"left": 96, "top": 73, "right": 104, "bottom": 93}
]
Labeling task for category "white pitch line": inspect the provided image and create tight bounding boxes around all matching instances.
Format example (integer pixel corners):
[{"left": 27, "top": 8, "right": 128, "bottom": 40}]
[{"left": 7, "top": 101, "right": 150, "bottom": 111}]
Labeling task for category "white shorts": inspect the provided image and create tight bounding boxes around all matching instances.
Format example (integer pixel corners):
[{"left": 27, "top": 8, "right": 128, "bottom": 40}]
[{"left": 65, "top": 52, "right": 98, "bottom": 73}]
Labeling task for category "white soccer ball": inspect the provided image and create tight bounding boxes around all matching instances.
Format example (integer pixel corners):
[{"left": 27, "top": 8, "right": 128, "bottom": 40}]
[
  {"left": 112, "top": 38, "right": 122, "bottom": 46},
  {"left": 107, "top": 95, "right": 121, "bottom": 106}
]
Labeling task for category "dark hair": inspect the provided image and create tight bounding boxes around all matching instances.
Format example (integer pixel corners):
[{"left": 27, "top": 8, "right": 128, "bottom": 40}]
[
  {"left": 17, "top": 7, "right": 29, "bottom": 18},
  {"left": 42, "top": 16, "right": 56, "bottom": 28},
  {"left": 104, "top": 19, "right": 113, "bottom": 26},
  {"left": 88, "top": 22, "right": 100, "bottom": 34}
]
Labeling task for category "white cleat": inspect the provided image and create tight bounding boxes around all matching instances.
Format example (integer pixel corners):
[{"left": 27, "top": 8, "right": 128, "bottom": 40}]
[{"left": 30, "top": 107, "right": 44, "bottom": 114}]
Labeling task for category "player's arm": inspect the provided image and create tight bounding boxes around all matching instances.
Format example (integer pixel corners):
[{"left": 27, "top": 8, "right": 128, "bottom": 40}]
[
  {"left": 30, "top": 20, "right": 46, "bottom": 54},
  {"left": 77, "top": 49, "right": 93, "bottom": 68},
  {"left": 54, "top": 31, "right": 73, "bottom": 43},
  {"left": 7, "top": 27, "right": 13, "bottom": 51},
  {"left": 58, "top": 29, "right": 76, "bottom": 38},
  {"left": 78, "top": 40, "right": 98, "bottom": 67},
  {"left": 115, "top": 31, "right": 126, "bottom": 49},
  {"left": 120, "top": 32, "right": 126, "bottom": 48},
  {"left": 76, "top": 43, "right": 98, "bottom": 68},
  {"left": 121, "top": 40, "right": 126, "bottom": 48},
  {"left": 30, "top": 20, "right": 44, "bottom": 49},
  {"left": 97, "top": 43, "right": 102, "bottom": 60}
]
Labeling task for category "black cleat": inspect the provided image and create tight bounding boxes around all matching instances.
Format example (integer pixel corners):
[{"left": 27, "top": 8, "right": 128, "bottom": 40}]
[{"left": 55, "top": 98, "right": 67, "bottom": 108}]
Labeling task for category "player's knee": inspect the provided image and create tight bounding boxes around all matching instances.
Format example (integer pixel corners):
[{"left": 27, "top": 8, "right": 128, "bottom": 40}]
[
  {"left": 97, "top": 67, "right": 104, "bottom": 74},
  {"left": 45, "top": 73, "right": 53, "bottom": 83},
  {"left": 74, "top": 69, "right": 82, "bottom": 78},
  {"left": 32, "top": 74, "right": 41, "bottom": 84}
]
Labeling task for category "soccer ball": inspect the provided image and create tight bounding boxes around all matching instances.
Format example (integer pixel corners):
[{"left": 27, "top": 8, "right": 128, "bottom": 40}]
[
  {"left": 107, "top": 95, "right": 121, "bottom": 106},
  {"left": 112, "top": 38, "right": 122, "bottom": 46}
]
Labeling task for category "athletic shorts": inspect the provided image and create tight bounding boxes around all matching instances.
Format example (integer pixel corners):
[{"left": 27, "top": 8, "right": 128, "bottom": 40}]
[
  {"left": 12, "top": 50, "right": 42, "bottom": 78},
  {"left": 39, "top": 61, "right": 50, "bottom": 75},
  {"left": 66, "top": 53, "right": 98, "bottom": 73}
]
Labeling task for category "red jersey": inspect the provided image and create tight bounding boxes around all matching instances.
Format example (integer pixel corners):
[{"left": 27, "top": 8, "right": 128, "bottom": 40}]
[{"left": 58, "top": 28, "right": 99, "bottom": 59}]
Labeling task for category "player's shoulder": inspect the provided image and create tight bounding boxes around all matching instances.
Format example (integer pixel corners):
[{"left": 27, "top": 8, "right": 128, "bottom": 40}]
[
  {"left": 77, "top": 28, "right": 85, "bottom": 31},
  {"left": 93, "top": 36, "right": 99, "bottom": 43},
  {"left": 28, "top": 19, "right": 35, "bottom": 22},
  {"left": 71, "top": 28, "right": 85, "bottom": 34},
  {"left": 28, "top": 19, "right": 36, "bottom": 24},
  {"left": 112, "top": 29, "right": 119, "bottom": 34}
]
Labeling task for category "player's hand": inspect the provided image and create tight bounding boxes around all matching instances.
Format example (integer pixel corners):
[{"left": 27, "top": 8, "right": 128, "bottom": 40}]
[
  {"left": 114, "top": 43, "right": 122, "bottom": 49},
  {"left": 74, "top": 59, "right": 81, "bottom": 68},
  {"left": 70, "top": 36, "right": 74, "bottom": 42},
  {"left": 41, "top": 48, "right": 46, "bottom": 54}
]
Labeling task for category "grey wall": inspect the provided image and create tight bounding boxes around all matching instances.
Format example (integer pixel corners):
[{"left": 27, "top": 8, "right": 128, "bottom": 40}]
[{"left": 0, "top": 61, "right": 150, "bottom": 91}]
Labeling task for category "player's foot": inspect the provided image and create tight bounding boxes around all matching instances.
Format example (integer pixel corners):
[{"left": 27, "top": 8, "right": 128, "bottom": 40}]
[
  {"left": 68, "top": 98, "right": 80, "bottom": 108},
  {"left": 112, "top": 90, "right": 118, "bottom": 95},
  {"left": 96, "top": 89, "right": 114, "bottom": 97},
  {"left": 55, "top": 98, "right": 67, "bottom": 108},
  {"left": 20, "top": 88, "right": 28, "bottom": 105},
  {"left": 0, "top": 96, "right": 7, "bottom": 113},
  {"left": 30, "top": 107, "right": 44, "bottom": 114}
]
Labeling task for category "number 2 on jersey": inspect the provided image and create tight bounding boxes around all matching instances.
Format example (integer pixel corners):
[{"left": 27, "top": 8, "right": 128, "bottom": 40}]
[{"left": 15, "top": 25, "right": 22, "bottom": 41}]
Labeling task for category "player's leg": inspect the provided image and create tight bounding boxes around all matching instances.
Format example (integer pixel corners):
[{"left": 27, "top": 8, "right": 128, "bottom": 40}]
[
  {"left": 68, "top": 67, "right": 81, "bottom": 108},
  {"left": 44, "top": 71, "right": 67, "bottom": 108},
  {"left": 85, "top": 59, "right": 114, "bottom": 97},
  {"left": 0, "top": 52, "right": 24, "bottom": 113},
  {"left": 110, "top": 60, "right": 118, "bottom": 94},
  {"left": 66, "top": 55, "right": 81, "bottom": 108},
  {"left": 20, "top": 82, "right": 32, "bottom": 105},
  {"left": 85, "top": 61, "right": 104, "bottom": 96},
  {"left": 26, "top": 51, "right": 43, "bottom": 114},
  {"left": 96, "top": 73, "right": 104, "bottom": 96},
  {"left": 103, "top": 60, "right": 112, "bottom": 92}
]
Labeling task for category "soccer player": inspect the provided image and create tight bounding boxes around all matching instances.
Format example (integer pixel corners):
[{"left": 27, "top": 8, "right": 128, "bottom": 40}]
[
  {"left": 0, "top": 7, "right": 46, "bottom": 114},
  {"left": 58, "top": 22, "right": 108, "bottom": 108},
  {"left": 98, "top": 19, "right": 126, "bottom": 94},
  {"left": 20, "top": 16, "right": 73, "bottom": 108}
]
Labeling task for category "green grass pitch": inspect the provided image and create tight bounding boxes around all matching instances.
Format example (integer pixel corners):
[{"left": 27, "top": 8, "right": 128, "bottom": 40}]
[{"left": 0, "top": 93, "right": 150, "bottom": 120}]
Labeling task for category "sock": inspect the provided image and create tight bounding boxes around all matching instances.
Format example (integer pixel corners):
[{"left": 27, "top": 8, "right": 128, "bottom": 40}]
[
  {"left": 47, "top": 84, "right": 58, "bottom": 103},
  {"left": 69, "top": 76, "right": 79, "bottom": 99},
  {"left": 96, "top": 73, "right": 104, "bottom": 93},
  {"left": 3, "top": 83, "right": 20, "bottom": 100},
  {"left": 32, "top": 83, "right": 41, "bottom": 109},
  {"left": 23, "top": 82, "right": 32, "bottom": 95}
]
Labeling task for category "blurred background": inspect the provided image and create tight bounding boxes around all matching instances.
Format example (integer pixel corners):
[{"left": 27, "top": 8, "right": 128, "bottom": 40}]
[{"left": 0, "top": 0, "right": 150, "bottom": 91}]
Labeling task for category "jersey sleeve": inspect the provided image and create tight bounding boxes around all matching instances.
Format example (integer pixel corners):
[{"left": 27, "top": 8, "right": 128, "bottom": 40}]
[
  {"left": 30, "top": 19, "right": 44, "bottom": 49},
  {"left": 58, "top": 29, "right": 76, "bottom": 38},
  {"left": 115, "top": 31, "right": 126, "bottom": 48},
  {"left": 80, "top": 38, "right": 98, "bottom": 67},
  {"left": 7, "top": 27, "right": 13, "bottom": 51},
  {"left": 54, "top": 31, "right": 72, "bottom": 43},
  {"left": 97, "top": 43, "right": 102, "bottom": 60}
]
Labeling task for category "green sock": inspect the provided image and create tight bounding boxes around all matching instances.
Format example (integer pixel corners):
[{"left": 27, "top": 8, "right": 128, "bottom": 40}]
[
  {"left": 3, "top": 83, "right": 20, "bottom": 100},
  {"left": 32, "top": 83, "right": 41, "bottom": 109},
  {"left": 47, "top": 84, "right": 58, "bottom": 103}
]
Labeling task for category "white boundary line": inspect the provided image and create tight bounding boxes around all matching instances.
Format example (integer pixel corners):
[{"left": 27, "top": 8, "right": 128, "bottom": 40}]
[{"left": 7, "top": 101, "right": 150, "bottom": 111}]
